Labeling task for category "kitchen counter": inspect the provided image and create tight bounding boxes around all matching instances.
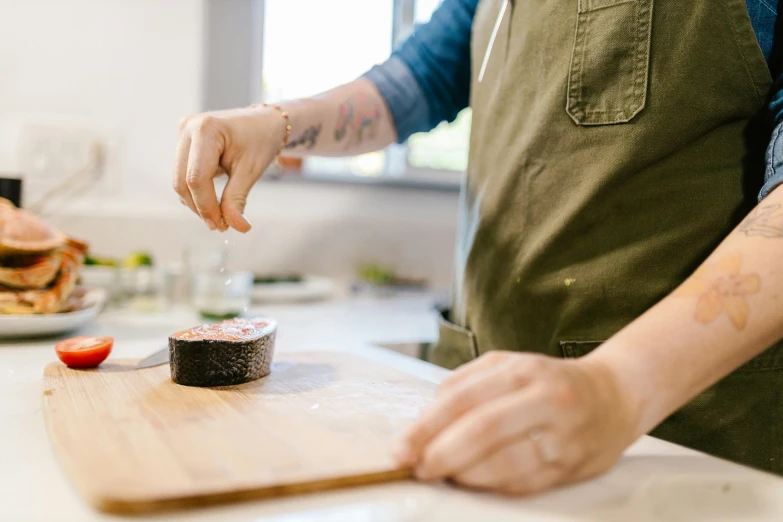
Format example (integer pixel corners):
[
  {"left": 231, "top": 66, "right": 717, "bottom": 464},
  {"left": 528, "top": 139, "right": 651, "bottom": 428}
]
[{"left": 4, "top": 293, "right": 783, "bottom": 521}]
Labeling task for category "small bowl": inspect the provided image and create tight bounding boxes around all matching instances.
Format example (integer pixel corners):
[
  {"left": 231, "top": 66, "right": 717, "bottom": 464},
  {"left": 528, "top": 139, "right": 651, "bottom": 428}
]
[{"left": 192, "top": 270, "right": 253, "bottom": 319}]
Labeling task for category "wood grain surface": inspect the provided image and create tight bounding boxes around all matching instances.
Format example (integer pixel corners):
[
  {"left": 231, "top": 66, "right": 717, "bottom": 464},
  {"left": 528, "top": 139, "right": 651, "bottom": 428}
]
[{"left": 42, "top": 351, "right": 437, "bottom": 514}]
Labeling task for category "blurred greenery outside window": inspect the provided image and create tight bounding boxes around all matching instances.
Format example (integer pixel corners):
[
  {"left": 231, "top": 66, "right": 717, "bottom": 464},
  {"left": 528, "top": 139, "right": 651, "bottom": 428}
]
[{"left": 261, "top": 0, "right": 470, "bottom": 182}]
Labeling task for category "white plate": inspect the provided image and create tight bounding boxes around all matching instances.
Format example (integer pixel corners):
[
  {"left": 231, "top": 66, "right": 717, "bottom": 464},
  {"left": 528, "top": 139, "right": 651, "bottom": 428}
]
[
  {"left": 0, "top": 288, "right": 108, "bottom": 339},
  {"left": 251, "top": 276, "right": 335, "bottom": 304}
]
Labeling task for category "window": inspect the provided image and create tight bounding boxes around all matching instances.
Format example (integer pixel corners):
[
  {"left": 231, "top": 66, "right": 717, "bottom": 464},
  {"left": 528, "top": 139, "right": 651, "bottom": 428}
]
[
  {"left": 261, "top": 1, "right": 393, "bottom": 101},
  {"left": 415, "top": 0, "right": 442, "bottom": 23},
  {"left": 259, "top": 0, "right": 470, "bottom": 184}
]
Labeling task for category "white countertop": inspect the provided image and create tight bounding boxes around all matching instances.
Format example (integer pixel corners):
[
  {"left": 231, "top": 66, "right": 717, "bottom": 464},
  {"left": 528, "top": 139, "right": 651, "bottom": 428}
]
[{"left": 4, "top": 293, "right": 783, "bottom": 521}]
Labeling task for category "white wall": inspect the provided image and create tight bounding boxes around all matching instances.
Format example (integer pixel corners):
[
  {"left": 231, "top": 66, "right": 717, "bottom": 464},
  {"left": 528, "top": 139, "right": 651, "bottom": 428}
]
[
  {"left": 47, "top": 182, "right": 460, "bottom": 289},
  {"left": 0, "top": 0, "right": 205, "bottom": 202},
  {"left": 0, "top": 0, "right": 460, "bottom": 290}
]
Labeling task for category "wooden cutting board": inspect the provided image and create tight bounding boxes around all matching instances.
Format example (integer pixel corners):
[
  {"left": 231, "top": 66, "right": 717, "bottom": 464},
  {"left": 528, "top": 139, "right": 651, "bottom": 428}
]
[{"left": 42, "top": 351, "right": 437, "bottom": 514}]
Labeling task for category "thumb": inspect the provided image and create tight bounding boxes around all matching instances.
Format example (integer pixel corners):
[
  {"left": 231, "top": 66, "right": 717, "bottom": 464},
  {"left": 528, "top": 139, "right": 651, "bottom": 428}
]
[{"left": 220, "top": 166, "right": 257, "bottom": 233}]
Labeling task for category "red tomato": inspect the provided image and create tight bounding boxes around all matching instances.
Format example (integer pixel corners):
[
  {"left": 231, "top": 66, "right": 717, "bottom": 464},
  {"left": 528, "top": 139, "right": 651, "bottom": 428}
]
[{"left": 55, "top": 336, "right": 113, "bottom": 368}]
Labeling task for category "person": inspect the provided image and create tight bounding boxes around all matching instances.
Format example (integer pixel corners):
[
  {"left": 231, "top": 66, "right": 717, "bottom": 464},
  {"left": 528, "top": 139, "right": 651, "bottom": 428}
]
[{"left": 174, "top": 0, "right": 783, "bottom": 495}]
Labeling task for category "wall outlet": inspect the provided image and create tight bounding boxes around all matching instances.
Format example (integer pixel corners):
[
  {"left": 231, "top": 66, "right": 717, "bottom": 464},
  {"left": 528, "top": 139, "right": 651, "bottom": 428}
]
[{"left": 16, "top": 123, "right": 114, "bottom": 209}]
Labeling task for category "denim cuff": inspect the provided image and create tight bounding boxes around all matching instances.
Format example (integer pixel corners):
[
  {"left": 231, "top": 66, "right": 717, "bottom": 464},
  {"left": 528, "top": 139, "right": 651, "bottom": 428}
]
[
  {"left": 362, "top": 56, "right": 431, "bottom": 144},
  {"left": 760, "top": 121, "right": 783, "bottom": 200}
]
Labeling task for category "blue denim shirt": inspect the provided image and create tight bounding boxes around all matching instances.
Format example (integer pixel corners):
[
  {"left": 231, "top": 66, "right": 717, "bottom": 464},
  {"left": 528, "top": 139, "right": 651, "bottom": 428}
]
[{"left": 364, "top": 0, "right": 783, "bottom": 201}]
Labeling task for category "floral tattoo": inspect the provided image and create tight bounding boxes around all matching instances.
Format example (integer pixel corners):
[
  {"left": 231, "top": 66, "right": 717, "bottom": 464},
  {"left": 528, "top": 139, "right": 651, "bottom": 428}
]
[
  {"left": 738, "top": 204, "right": 783, "bottom": 238},
  {"left": 334, "top": 94, "right": 380, "bottom": 147},
  {"left": 674, "top": 254, "right": 760, "bottom": 330}
]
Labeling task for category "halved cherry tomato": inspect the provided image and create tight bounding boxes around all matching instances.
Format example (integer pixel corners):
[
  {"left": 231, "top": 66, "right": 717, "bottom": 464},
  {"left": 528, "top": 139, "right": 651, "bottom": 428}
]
[{"left": 55, "top": 336, "right": 113, "bottom": 368}]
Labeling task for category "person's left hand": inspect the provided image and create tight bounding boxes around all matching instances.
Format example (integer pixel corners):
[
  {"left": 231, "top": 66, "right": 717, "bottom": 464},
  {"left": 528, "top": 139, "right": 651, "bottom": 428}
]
[{"left": 394, "top": 351, "right": 641, "bottom": 495}]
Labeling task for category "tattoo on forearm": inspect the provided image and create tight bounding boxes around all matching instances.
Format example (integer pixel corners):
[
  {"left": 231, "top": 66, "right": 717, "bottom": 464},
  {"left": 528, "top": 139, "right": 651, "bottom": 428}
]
[
  {"left": 738, "top": 204, "right": 783, "bottom": 238},
  {"left": 334, "top": 94, "right": 381, "bottom": 147},
  {"left": 673, "top": 253, "right": 760, "bottom": 330},
  {"left": 285, "top": 124, "right": 322, "bottom": 150}
]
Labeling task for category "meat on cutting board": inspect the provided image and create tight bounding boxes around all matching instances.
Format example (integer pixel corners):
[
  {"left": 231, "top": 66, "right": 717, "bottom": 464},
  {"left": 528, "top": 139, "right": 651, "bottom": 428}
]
[{"left": 169, "top": 317, "right": 277, "bottom": 387}]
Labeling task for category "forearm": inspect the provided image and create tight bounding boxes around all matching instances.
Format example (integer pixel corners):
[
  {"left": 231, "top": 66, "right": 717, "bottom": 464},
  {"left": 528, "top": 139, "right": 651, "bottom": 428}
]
[
  {"left": 587, "top": 185, "right": 783, "bottom": 437},
  {"left": 277, "top": 78, "right": 397, "bottom": 158}
]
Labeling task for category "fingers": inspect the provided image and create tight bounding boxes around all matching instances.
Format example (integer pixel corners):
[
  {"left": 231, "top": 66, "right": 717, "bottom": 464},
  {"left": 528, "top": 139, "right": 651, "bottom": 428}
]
[
  {"left": 451, "top": 434, "right": 571, "bottom": 496},
  {"left": 219, "top": 160, "right": 257, "bottom": 233},
  {"left": 396, "top": 361, "right": 535, "bottom": 467},
  {"left": 452, "top": 437, "right": 539, "bottom": 490},
  {"left": 175, "top": 116, "right": 226, "bottom": 230},
  {"left": 173, "top": 134, "right": 197, "bottom": 215},
  {"left": 174, "top": 108, "right": 275, "bottom": 231},
  {"left": 395, "top": 352, "right": 631, "bottom": 497},
  {"left": 187, "top": 128, "right": 226, "bottom": 230},
  {"left": 501, "top": 465, "right": 563, "bottom": 497},
  {"left": 415, "top": 387, "right": 555, "bottom": 480}
]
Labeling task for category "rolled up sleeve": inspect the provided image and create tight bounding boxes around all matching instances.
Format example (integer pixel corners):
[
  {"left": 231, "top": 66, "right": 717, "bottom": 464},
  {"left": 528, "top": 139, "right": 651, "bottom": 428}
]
[
  {"left": 362, "top": 0, "right": 477, "bottom": 143},
  {"left": 760, "top": 76, "right": 783, "bottom": 200},
  {"left": 363, "top": 57, "right": 431, "bottom": 144}
]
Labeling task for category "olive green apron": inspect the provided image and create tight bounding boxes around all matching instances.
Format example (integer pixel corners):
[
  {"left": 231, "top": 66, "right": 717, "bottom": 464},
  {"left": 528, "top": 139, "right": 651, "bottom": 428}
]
[{"left": 430, "top": 0, "right": 783, "bottom": 474}]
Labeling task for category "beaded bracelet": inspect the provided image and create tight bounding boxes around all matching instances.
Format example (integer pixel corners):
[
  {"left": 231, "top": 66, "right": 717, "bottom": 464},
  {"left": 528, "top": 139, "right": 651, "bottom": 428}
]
[{"left": 251, "top": 103, "right": 291, "bottom": 158}]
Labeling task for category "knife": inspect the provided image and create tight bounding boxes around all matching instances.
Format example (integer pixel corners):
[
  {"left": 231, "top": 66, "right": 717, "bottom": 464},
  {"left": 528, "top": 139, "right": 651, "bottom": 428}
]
[{"left": 135, "top": 347, "right": 170, "bottom": 369}]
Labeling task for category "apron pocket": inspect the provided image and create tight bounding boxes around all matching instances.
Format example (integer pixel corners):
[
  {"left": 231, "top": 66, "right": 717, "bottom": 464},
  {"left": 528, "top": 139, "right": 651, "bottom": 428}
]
[
  {"left": 566, "top": 0, "right": 654, "bottom": 125},
  {"left": 559, "top": 340, "right": 606, "bottom": 358},
  {"left": 427, "top": 308, "right": 479, "bottom": 370}
]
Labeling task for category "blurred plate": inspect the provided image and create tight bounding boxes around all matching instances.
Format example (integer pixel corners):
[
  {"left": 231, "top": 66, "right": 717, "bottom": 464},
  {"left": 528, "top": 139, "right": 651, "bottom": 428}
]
[
  {"left": 0, "top": 288, "right": 108, "bottom": 339},
  {"left": 251, "top": 276, "right": 334, "bottom": 304}
]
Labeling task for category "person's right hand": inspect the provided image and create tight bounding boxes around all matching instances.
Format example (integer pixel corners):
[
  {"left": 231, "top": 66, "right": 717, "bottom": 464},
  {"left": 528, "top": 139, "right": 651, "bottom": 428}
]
[{"left": 173, "top": 106, "right": 287, "bottom": 232}]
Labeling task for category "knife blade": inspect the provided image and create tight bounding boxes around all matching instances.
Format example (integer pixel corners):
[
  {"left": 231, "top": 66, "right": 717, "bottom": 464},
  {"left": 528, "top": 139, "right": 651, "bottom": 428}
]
[{"left": 135, "top": 347, "right": 170, "bottom": 369}]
